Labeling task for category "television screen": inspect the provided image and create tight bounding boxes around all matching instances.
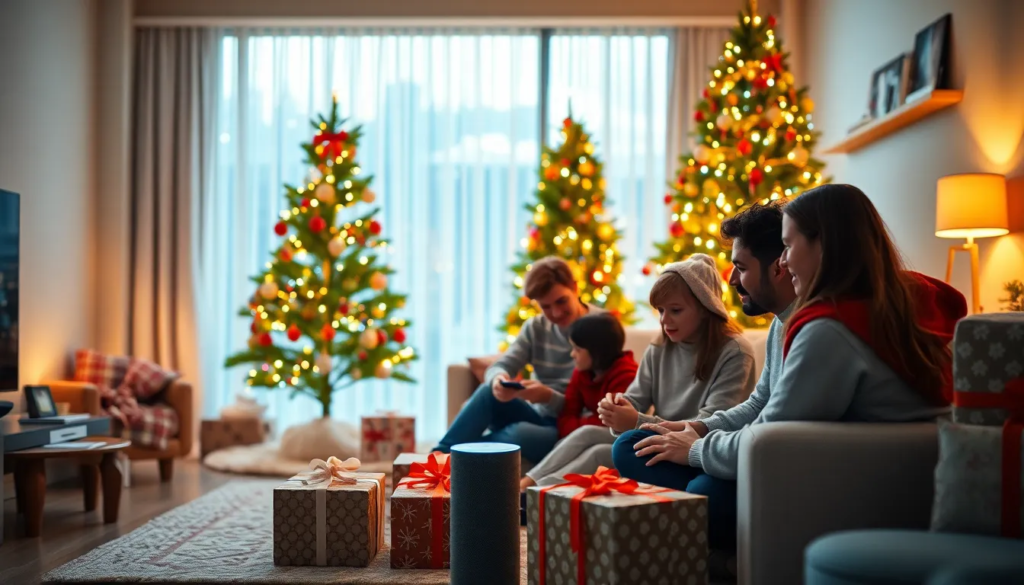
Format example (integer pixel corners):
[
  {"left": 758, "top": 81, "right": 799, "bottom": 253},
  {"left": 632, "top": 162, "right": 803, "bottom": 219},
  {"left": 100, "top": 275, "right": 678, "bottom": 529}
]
[{"left": 0, "top": 190, "right": 18, "bottom": 392}]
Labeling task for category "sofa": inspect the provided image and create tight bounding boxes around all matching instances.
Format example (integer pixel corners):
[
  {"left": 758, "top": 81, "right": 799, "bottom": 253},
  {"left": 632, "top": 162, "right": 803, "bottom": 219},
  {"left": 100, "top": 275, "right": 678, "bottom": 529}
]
[
  {"left": 447, "top": 328, "right": 949, "bottom": 584},
  {"left": 47, "top": 379, "right": 194, "bottom": 482}
]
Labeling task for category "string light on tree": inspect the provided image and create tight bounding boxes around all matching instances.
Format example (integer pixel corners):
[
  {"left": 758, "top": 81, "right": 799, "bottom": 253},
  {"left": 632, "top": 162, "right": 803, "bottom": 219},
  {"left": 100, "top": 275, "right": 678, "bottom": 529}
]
[
  {"left": 649, "top": 0, "right": 829, "bottom": 328},
  {"left": 224, "top": 97, "right": 417, "bottom": 418}
]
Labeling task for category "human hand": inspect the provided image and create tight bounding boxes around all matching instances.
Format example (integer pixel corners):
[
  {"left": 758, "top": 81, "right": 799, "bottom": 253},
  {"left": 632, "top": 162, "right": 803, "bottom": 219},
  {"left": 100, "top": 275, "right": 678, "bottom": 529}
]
[
  {"left": 519, "top": 380, "right": 554, "bottom": 404},
  {"left": 634, "top": 423, "right": 701, "bottom": 466},
  {"left": 597, "top": 395, "right": 638, "bottom": 433},
  {"left": 491, "top": 374, "right": 518, "bottom": 403}
]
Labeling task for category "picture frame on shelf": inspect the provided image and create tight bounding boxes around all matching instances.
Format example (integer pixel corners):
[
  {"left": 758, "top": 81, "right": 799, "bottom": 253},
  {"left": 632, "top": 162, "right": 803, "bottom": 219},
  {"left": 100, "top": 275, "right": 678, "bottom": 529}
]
[
  {"left": 25, "top": 385, "right": 57, "bottom": 419},
  {"left": 868, "top": 54, "right": 909, "bottom": 119},
  {"left": 906, "top": 13, "right": 952, "bottom": 103}
]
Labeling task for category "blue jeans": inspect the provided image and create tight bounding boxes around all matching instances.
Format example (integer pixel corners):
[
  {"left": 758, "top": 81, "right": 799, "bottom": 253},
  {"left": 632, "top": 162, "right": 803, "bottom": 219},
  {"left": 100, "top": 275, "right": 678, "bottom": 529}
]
[
  {"left": 612, "top": 429, "right": 738, "bottom": 551},
  {"left": 432, "top": 381, "right": 558, "bottom": 463}
]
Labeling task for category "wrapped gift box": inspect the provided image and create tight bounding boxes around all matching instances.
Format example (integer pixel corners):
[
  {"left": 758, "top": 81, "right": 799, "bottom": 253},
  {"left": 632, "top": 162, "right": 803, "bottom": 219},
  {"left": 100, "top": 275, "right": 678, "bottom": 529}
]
[
  {"left": 360, "top": 413, "right": 416, "bottom": 463},
  {"left": 527, "top": 468, "right": 708, "bottom": 585},
  {"left": 199, "top": 418, "right": 269, "bottom": 458},
  {"left": 390, "top": 453, "right": 451, "bottom": 569},
  {"left": 273, "top": 461, "right": 385, "bottom": 567},
  {"left": 393, "top": 452, "right": 435, "bottom": 486},
  {"left": 952, "top": 314, "right": 1024, "bottom": 426}
]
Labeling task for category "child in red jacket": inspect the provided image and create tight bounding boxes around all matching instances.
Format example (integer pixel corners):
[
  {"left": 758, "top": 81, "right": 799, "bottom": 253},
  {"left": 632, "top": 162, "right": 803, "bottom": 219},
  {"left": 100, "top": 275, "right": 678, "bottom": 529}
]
[{"left": 520, "top": 313, "right": 638, "bottom": 491}]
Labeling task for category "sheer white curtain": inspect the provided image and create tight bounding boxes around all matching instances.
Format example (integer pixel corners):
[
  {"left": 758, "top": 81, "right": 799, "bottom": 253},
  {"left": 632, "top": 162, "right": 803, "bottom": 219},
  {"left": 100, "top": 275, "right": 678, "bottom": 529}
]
[
  {"left": 546, "top": 29, "right": 672, "bottom": 326},
  {"left": 199, "top": 29, "right": 541, "bottom": 442}
]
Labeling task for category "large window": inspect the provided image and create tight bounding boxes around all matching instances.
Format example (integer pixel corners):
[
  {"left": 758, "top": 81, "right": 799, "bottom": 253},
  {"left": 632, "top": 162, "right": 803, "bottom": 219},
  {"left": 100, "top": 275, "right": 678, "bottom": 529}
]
[{"left": 202, "top": 28, "right": 671, "bottom": 441}]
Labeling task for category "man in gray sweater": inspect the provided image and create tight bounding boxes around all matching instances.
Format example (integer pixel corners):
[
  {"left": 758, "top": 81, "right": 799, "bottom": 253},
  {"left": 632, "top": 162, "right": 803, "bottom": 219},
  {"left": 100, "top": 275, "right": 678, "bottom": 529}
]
[{"left": 432, "top": 257, "right": 598, "bottom": 463}]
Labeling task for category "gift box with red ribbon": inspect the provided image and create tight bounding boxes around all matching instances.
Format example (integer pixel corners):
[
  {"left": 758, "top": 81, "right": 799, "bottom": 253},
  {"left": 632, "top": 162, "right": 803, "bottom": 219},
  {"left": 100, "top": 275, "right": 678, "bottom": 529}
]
[
  {"left": 390, "top": 452, "right": 451, "bottom": 569},
  {"left": 527, "top": 466, "right": 708, "bottom": 585},
  {"left": 393, "top": 452, "right": 433, "bottom": 487},
  {"left": 273, "top": 457, "right": 386, "bottom": 567},
  {"left": 360, "top": 412, "right": 416, "bottom": 463},
  {"left": 947, "top": 314, "right": 1024, "bottom": 538}
]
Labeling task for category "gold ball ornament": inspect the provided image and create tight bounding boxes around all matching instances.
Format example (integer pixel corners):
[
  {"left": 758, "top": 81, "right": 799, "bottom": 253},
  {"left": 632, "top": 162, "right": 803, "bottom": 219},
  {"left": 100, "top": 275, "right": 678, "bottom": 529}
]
[
  {"left": 361, "top": 189, "right": 376, "bottom": 204},
  {"left": 578, "top": 160, "right": 595, "bottom": 177},
  {"left": 375, "top": 361, "right": 392, "bottom": 379},
  {"left": 726, "top": 93, "right": 739, "bottom": 106},
  {"left": 315, "top": 182, "right": 336, "bottom": 205},
  {"left": 766, "top": 106, "right": 784, "bottom": 126},
  {"left": 360, "top": 328, "right": 380, "bottom": 350},
  {"left": 693, "top": 144, "right": 711, "bottom": 163},
  {"left": 371, "top": 306, "right": 385, "bottom": 319},
  {"left": 259, "top": 281, "right": 279, "bottom": 300},
  {"left": 684, "top": 182, "right": 700, "bottom": 197},
  {"left": 327, "top": 237, "right": 347, "bottom": 257},
  {"left": 316, "top": 352, "right": 333, "bottom": 373},
  {"left": 789, "top": 145, "right": 810, "bottom": 167},
  {"left": 801, "top": 98, "right": 815, "bottom": 113},
  {"left": 597, "top": 223, "right": 615, "bottom": 241},
  {"left": 369, "top": 272, "right": 388, "bottom": 291},
  {"left": 716, "top": 113, "right": 734, "bottom": 131},
  {"left": 534, "top": 211, "right": 549, "bottom": 227},
  {"left": 702, "top": 179, "right": 721, "bottom": 199}
]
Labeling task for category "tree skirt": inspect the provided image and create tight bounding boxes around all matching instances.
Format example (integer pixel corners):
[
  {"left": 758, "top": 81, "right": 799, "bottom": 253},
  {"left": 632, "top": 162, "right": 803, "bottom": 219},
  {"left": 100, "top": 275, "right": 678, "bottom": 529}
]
[
  {"left": 44, "top": 480, "right": 529, "bottom": 584},
  {"left": 203, "top": 443, "right": 395, "bottom": 477}
]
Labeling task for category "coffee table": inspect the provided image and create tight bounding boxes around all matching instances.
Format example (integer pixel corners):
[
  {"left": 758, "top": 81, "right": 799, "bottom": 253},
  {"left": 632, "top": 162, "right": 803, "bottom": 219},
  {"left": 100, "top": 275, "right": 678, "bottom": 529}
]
[{"left": 6, "top": 436, "right": 130, "bottom": 537}]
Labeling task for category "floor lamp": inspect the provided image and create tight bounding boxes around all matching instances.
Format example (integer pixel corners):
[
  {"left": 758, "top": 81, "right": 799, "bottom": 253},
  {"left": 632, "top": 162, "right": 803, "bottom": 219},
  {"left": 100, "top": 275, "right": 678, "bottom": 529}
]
[{"left": 935, "top": 173, "right": 1009, "bottom": 314}]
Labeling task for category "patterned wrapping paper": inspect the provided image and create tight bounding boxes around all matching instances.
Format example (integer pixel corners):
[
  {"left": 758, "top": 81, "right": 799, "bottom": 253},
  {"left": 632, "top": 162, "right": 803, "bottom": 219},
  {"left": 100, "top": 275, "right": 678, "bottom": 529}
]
[
  {"left": 199, "top": 418, "right": 267, "bottom": 458},
  {"left": 952, "top": 314, "right": 1024, "bottom": 426},
  {"left": 390, "top": 477, "right": 451, "bottom": 569},
  {"left": 360, "top": 413, "right": 416, "bottom": 463},
  {"left": 273, "top": 466, "right": 385, "bottom": 567},
  {"left": 393, "top": 452, "right": 433, "bottom": 487},
  {"left": 527, "top": 468, "right": 708, "bottom": 585}
]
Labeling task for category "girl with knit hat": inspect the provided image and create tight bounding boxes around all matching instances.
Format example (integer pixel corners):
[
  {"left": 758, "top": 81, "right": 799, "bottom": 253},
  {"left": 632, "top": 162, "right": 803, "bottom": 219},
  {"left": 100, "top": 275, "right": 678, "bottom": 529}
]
[{"left": 518, "top": 254, "right": 756, "bottom": 491}]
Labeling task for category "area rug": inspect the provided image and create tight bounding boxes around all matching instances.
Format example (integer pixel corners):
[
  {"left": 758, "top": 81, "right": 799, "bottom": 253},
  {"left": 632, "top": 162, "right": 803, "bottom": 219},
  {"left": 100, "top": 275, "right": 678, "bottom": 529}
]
[{"left": 43, "top": 480, "right": 528, "bottom": 584}]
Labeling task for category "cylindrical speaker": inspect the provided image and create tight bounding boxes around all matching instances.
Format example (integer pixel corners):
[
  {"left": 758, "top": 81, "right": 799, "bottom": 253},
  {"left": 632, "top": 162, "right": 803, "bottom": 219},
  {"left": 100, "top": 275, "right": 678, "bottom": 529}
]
[{"left": 450, "top": 442, "right": 520, "bottom": 584}]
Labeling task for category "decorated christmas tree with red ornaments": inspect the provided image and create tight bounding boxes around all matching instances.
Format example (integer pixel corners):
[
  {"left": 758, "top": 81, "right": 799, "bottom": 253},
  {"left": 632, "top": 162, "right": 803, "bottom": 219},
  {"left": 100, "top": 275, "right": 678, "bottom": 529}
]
[
  {"left": 647, "top": 1, "right": 828, "bottom": 327},
  {"left": 225, "top": 99, "right": 416, "bottom": 417},
  {"left": 500, "top": 116, "right": 635, "bottom": 349}
]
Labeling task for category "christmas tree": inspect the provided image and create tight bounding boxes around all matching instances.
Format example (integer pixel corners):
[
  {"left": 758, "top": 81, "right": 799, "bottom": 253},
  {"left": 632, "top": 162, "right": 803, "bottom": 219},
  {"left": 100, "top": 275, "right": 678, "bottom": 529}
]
[
  {"left": 500, "top": 116, "right": 635, "bottom": 350},
  {"left": 225, "top": 99, "right": 416, "bottom": 418},
  {"left": 647, "top": 1, "right": 828, "bottom": 327}
]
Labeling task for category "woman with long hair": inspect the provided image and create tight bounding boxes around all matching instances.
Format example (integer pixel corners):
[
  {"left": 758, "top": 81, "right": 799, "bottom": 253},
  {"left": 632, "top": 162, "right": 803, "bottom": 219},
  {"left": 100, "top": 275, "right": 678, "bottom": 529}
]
[{"left": 612, "top": 184, "right": 966, "bottom": 556}]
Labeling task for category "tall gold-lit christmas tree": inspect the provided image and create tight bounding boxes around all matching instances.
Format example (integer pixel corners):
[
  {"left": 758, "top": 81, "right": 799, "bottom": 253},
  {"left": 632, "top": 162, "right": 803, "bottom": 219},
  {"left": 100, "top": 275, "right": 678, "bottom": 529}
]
[
  {"left": 500, "top": 116, "right": 635, "bottom": 349},
  {"left": 647, "top": 1, "right": 828, "bottom": 327}
]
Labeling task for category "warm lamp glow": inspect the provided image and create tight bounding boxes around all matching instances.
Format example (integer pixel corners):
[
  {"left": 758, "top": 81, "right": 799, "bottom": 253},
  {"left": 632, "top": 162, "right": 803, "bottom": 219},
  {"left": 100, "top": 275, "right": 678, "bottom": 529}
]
[{"left": 935, "top": 173, "right": 1009, "bottom": 240}]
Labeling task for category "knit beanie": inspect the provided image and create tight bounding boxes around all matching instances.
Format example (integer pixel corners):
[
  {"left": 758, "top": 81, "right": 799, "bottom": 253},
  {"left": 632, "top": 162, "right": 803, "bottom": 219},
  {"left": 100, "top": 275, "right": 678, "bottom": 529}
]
[{"left": 661, "top": 254, "right": 729, "bottom": 320}]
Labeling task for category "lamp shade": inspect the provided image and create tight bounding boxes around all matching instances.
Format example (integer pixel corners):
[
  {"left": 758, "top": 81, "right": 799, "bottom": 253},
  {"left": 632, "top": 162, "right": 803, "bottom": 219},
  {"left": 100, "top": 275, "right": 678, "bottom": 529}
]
[{"left": 935, "top": 173, "right": 1009, "bottom": 239}]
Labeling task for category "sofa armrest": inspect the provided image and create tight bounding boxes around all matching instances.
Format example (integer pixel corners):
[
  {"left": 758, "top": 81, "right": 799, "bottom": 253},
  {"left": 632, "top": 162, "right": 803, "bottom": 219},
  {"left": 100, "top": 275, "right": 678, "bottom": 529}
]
[
  {"left": 736, "top": 422, "right": 939, "bottom": 585},
  {"left": 447, "top": 364, "right": 478, "bottom": 426},
  {"left": 165, "top": 380, "right": 194, "bottom": 457},
  {"left": 45, "top": 380, "right": 102, "bottom": 415}
]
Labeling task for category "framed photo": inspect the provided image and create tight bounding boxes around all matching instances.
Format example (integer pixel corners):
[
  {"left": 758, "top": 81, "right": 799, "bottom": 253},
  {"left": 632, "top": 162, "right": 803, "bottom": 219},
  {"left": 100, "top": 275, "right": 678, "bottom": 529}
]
[
  {"left": 25, "top": 385, "right": 57, "bottom": 418},
  {"left": 907, "top": 13, "right": 952, "bottom": 102},
  {"left": 868, "top": 54, "right": 909, "bottom": 118}
]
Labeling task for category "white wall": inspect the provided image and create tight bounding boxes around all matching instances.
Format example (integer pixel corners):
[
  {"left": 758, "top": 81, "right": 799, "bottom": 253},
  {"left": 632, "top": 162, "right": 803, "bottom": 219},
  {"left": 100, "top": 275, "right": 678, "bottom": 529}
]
[
  {"left": 803, "top": 0, "right": 1024, "bottom": 313},
  {"left": 0, "top": 0, "right": 98, "bottom": 412}
]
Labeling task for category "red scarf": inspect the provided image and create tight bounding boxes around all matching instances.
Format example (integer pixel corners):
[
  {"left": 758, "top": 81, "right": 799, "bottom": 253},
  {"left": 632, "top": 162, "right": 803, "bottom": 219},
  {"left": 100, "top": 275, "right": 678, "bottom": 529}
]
[{"left": 783, "top": 272, "right": 966, "bottom": 403}]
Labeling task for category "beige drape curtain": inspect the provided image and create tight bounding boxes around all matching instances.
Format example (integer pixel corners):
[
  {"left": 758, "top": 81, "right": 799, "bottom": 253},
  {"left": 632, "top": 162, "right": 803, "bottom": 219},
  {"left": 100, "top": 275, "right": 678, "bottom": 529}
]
[
  {"left": 666, "top": 27, "right": 732, "bottom": 179},
  {"left": 130, "top": 27, "right": 220, "bottom": 414}
]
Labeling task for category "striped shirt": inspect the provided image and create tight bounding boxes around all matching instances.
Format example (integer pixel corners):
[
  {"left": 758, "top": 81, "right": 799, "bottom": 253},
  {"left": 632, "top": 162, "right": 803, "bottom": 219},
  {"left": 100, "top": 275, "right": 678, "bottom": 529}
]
[{"left": 484, "top": 304, "right": 603, "bottom": 418}]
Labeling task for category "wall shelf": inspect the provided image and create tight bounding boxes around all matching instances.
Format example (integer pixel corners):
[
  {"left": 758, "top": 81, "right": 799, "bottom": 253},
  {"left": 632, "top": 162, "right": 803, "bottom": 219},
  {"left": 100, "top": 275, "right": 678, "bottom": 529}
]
[{"left": 823, "top": 89, "right": 963, "bottom": 154}]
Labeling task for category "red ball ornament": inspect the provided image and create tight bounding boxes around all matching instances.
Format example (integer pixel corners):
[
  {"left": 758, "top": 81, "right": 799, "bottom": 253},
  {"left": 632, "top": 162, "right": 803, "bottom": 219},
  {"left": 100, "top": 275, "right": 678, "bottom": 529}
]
[
  {"left": 287, "top": 324, "right": 301, "bottom": 342},
  {"left": 563, "top": 117, "right": 572, "bottom": 128},
  {"left": 274, "top": 222, "right": 288, "bottom": 236},
  {"left": 280, "top": 248, "right": 293, "bottom": 262},
  {"left": 301, "top": 198, "right": 311, "bottom": 208},
  {"left": 559, "top": 198, "right": 572, "bottom": 211},
  {"left": 369, "top": 220, "right": 382, "bottom": 235},
  {"left": 356, "top": 234, "right": 366, "bottom": 246},
  {"left": 339, "top": 130, "right": 349, "bottom": 141},
  {"left": 339, "top": 302, "right": 349, "bottom": 315},
  {"left": 749, "top": 168, "right": 765, "bottom": 187},
  {"left": 785, "top": 127, "right": 797, "bottom": 141},
  {"left": 250, "top": 321, "right": 258, "bottom": 334},
  {"left": 309, "top": 216, "right": 327, "bottom": 233},
  {"left": 642, "top": 265, "right": 652, "bottom": 276},
  {"left": 738, "top": 139, "right": 753, "bottom": 156},
  {"left": 702, "top": 88, "right": 710, "bottom": 99},
  {"left": 670, "top": 222, "right": 685, "bottom": 238},
  {"left": 664, "top": 194, "right": 674, "bottom": 205},
  {"left": 358, "top": 351, "right": 368, "bottom": 361},
  {"left": 753, "top": 75, "right": 769, "bottom": 91},
  {"left": 377, "top": 330, "right": 388, "bottom": 345},
  {"left": 767, "top": 15, "right": 777, "bottom": 28},
  {"left": 694, "top": 111, "right": 705, "bottom": 122},
  {"left": 321, "top": 323, "right": 336, "bottom": 342},
  {"left": 721, "top": 266, "right": 734, "bottom": 282},
  {"left": 560, "top": 158, "right": 571, "bottom": 168},
  {"left": 393, "top": 328, "right": 407, "bottom": 344},
  {"left": 258, "top": 332, "right": 273, "bottom": 347},
  {"left": 709, "top": 100, "right": 717, "bottom": 113}
]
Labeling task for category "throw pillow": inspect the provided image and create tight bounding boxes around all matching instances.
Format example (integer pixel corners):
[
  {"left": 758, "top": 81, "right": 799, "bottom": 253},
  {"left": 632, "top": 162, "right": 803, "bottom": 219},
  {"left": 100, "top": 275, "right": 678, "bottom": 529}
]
[
  {"left": 123, "top": 358, "right": 180, "bottom": 401},
  {"left": 931, "top": 419, "right": 1024, "bottom": 536},
  {"left": 467, "top": 355, "right": 502, "bottom": 385},
  {"left": 74, "top": 349, "right": 130, "bottom": 389}
]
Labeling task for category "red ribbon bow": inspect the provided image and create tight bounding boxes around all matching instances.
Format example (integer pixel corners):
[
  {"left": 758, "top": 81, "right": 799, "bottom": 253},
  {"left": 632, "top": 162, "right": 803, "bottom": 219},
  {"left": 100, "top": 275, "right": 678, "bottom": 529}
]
[
  {"left": 313, "top": 130, "right": 348, "bottom": 160},
  {"left": 953, "top": 377, "right": 1024, "bottom": 538},
  {"left": 396, "top": 452, "right": 451, "bottom": 568},
  {"left": 362, "top": 428, "right": 390, "bottom": 444},
  {"left": 537, "top": 467, "right": 670, "bottom": 585}
]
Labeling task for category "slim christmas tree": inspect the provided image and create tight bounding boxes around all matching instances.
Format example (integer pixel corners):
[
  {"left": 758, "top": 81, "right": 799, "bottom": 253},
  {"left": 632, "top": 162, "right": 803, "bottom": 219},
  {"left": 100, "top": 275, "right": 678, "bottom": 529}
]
[
  {"left": 648, "top": 1, "right": 828, "bottom": 327},
  {"left": 500, "top": 116, "right": 635, "bottom": 349},
  {"left": 225, "top": 99, "right": 416, "bottom": 418}
]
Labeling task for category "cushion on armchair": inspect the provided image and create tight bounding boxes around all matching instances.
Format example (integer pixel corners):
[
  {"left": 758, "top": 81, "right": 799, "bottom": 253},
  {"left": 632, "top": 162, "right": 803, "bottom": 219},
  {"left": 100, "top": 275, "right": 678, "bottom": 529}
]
[
  {"left": 123, "top": 357, "right": 180, "bottom": 401},
  {"left": 74, "top": 349, "right": 130, "bottom": 389}
]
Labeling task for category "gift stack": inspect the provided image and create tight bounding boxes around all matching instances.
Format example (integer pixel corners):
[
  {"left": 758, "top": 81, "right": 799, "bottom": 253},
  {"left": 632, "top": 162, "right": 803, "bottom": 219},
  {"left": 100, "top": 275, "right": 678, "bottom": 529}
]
[
  {"left": 390, "top": 452, "right": 452, "bottom": 569},
  {"left": 360, "top": 412, "right": 416, "bottom": 463},
  {"left": 935, "top": 313, "right": 1024, "bottom": 537},
  {"left": 273, "top": 457, "right": 386, "bottom": 567},
  {"left": 527, "top": 466, "right": 708, "bottom": 584},
  {"left": 201, "top": 392, "right": 272, "bottom": 458}
]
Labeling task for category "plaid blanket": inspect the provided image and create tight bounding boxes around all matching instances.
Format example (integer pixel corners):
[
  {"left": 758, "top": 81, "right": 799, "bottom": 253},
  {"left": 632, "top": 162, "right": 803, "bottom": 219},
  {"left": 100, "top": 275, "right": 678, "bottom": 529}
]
[{"left": 100, "top": 384, "right": 179, "bottom": 451}]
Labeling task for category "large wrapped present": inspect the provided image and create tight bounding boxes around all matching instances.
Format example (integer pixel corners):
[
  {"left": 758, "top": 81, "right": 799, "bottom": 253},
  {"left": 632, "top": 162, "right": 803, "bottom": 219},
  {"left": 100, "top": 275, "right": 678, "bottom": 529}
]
[
  {"left": 273, "top": 457, "right": 385, "bottom": 567},
  {"left": 200, "top": 418, "right": 268, "bottom": 458},
  {"left": 360, "top": 412, "right": 416, "bottom": 462},
  {"left": 527, "top": 467, "right": 708, "bottom": 585},
  {"left": 949, "top": 313, "right": 1024, "bottom": 538},
  {"left": 390, "top": 452, "right": 451, "bottom": 569}
]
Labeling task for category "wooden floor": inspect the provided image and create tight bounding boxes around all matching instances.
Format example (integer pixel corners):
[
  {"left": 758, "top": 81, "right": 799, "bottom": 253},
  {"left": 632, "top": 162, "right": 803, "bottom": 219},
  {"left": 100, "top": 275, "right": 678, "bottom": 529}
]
[{"left": 1, "top": 459, "right": 234, "bottom": 585}]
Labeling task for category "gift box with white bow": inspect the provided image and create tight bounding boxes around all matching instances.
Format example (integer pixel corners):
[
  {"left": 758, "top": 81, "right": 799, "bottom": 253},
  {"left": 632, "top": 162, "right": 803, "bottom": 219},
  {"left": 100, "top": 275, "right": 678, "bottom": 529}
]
[{"left": 273, "top": 457, "right": 386, "bottom": 567}]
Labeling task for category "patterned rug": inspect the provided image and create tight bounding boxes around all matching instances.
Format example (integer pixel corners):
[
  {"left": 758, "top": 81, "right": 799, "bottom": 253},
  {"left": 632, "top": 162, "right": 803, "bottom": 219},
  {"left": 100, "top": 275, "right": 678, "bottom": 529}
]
[{"left": 43, "top": 480, "right": 528, "bottom": 584}]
